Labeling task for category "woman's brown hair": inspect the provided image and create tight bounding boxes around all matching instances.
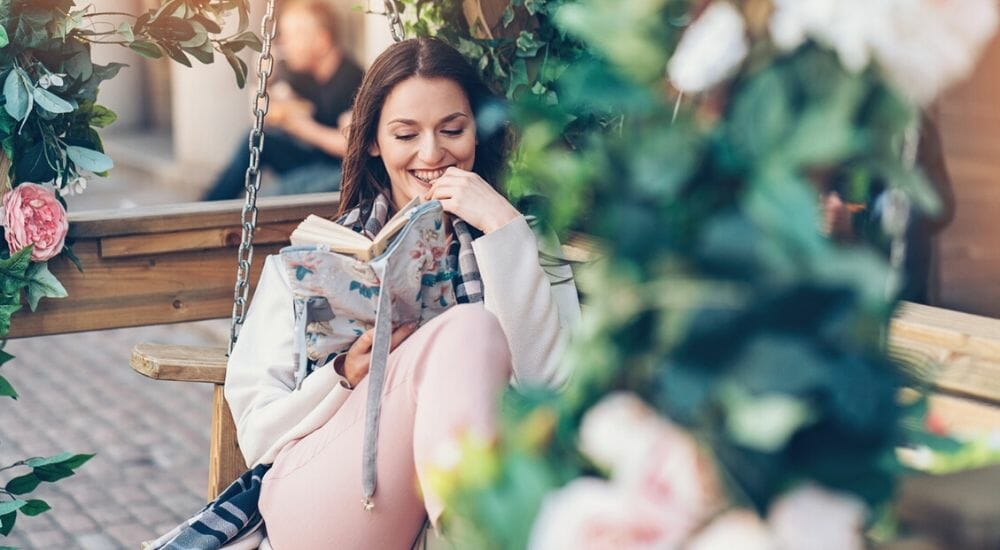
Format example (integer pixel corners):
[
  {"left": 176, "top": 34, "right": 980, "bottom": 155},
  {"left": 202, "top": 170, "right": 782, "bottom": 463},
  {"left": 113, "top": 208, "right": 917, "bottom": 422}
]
[{"left": 337, "top": 38, "right": 509, "bottom": 216}]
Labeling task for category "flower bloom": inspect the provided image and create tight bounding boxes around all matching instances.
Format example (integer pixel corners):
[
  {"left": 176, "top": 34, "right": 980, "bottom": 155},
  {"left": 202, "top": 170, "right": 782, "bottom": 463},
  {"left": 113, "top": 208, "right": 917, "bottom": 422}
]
[
  {"left": 768, "top": 483, "right": 867, "bottom": 550},
  {"left": 770, "top": 0, "right": 999, "bottom": 104},
  {"left": 2, "top": 182, "right": 69, "bottom": 261},
  {"left": 667, "top": 1, "right": 749, "bottom": 93},
  {"left": 687, "top": 509, "right": 778, "bottom": 550},
  {"left": 536, "top": 392, "right": 721, "bottom": 547}
]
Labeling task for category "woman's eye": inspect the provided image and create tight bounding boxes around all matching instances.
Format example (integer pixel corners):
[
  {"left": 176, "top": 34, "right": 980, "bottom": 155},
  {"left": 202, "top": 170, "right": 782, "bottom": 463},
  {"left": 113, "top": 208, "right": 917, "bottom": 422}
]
[
  {"left": 441, "top": 128, "right": 465, "bottom": 136},
  {"left": 394, "top": 134, "right": 417, "bottom": 141}
]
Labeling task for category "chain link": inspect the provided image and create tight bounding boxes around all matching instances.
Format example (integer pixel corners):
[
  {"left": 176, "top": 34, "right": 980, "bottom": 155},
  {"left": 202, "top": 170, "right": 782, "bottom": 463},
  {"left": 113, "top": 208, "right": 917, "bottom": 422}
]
[
  {"left": 383, "top": 0, "right": 406, "bottom": 42},
  {"left": 229, "top": 0, "right": 279, "bottom": 353}
]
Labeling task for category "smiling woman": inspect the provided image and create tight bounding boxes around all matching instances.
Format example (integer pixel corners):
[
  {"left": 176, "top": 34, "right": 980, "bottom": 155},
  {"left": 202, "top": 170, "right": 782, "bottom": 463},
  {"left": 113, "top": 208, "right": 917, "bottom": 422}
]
[{"left": 192, "top": 36, "right": 582, "bottom": 549}]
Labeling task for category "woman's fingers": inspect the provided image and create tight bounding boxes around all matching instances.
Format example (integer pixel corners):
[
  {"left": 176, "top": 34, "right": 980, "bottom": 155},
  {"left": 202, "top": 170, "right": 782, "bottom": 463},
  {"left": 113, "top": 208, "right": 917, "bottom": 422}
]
[
  {"left": 390, "top": 322, "right": 418, "bottom": 350},
  {"left": 352, "top": 328, "right": 375, "bottom": 354}
]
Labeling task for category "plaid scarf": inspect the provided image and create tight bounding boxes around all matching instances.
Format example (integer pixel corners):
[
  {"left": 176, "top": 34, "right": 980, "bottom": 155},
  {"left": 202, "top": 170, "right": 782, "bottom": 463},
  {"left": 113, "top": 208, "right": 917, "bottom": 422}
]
[
  {"left": 338, "top": 194, "right": 483, "bottom": 303},
  {"left": 147, "top": 195, "right": 483, "bottom": 549}
]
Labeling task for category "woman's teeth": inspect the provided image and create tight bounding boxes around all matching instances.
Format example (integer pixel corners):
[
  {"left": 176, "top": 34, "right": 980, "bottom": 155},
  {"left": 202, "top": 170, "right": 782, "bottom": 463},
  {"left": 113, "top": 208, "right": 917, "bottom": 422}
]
[{"left": 411, "top": 168, "right": 447, "bottom": 183}]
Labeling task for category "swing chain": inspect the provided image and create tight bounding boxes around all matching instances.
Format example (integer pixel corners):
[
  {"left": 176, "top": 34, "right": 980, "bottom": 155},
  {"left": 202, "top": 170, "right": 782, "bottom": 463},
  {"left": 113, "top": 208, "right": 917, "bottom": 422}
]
[
  {"left": 383, "top": 0, "right": 406, "bottom": 42},
  {"left": 230, "top": 0, "right": 280, "bottom": 352}
]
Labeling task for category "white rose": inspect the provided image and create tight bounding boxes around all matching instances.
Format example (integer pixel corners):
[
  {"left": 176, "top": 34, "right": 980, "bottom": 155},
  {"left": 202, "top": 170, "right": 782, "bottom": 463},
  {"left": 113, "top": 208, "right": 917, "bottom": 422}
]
[
  {"left": 667, "top": 2, "right": 749, "bottom": 93},
  {"left": 528, "top": 478, "right": 675, "bottom": 550},
  {"left": 579, "top": 393, "right": 721, "bottom": 540},
  {"left": 871, "top": 0, "right": 998, "bottom": 104},
  {"left": 687, "top": 509, "right": 778, "bottom": 550},
  {"left": 768, "top": 483, "right": 867, "bottom": 550}
]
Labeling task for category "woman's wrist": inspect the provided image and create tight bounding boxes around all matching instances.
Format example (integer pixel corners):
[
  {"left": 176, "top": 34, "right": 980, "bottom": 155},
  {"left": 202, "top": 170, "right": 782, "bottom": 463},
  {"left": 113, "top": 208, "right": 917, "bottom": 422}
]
[{"left": 481, "top": 207, "right": 520, "bottom": 234}]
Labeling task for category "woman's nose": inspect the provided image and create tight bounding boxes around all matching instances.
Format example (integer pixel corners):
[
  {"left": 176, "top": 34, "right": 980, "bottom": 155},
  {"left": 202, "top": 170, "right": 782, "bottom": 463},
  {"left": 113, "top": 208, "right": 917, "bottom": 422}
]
[{"left": 417, "top": 134, "right": 444, "bottom": 164}]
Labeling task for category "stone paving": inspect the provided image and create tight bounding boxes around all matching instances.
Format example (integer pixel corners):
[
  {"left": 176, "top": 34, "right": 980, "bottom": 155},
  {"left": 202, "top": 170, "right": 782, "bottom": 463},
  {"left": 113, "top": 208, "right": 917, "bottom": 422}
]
[{"left": 1, "top": 320, "right": 230, "bottom": 549}]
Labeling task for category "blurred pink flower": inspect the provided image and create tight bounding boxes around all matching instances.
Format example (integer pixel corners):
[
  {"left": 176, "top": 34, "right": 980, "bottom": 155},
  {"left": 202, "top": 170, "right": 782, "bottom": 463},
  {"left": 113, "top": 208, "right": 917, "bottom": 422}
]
[
  {"left": 687, "top": 509, "right": 778, "bottom": 550},
  {"left": 528, "top": 478, "right": 675, "bottom": 550},
  {"left": 2, "top": 182, "right": 68, "bottom": 261},
  {"left": 768, "top": 483, "right": 867, "bottom": 550},
  {"left": 577, "top": 393, "right": 721, "bottom": 542}
]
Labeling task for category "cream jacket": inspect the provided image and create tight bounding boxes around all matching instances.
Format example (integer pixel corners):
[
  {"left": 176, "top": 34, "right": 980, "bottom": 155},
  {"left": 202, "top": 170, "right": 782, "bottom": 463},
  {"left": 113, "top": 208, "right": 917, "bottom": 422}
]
[{"left": 224, "top": 215, "right": 581, "bottom": 467}]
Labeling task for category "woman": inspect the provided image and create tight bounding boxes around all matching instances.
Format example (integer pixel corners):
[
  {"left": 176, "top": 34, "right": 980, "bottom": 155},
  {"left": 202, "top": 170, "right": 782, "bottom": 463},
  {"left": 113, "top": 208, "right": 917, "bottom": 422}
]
[{"left": 225, "top": 38, "right": 580, "bottom": 548}]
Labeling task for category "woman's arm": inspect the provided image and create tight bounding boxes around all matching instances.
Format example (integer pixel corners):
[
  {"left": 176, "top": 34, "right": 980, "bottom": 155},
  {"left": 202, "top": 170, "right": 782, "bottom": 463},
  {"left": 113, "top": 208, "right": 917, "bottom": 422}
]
[
  {"left": 224, "top": 255, "right": 353, "bottom": 466},
  {"left": 280, "top": 114, "right": 348, "bottom": 158},
  {"left": 472, "top": 216, "right": 582, "bottom": 388}
]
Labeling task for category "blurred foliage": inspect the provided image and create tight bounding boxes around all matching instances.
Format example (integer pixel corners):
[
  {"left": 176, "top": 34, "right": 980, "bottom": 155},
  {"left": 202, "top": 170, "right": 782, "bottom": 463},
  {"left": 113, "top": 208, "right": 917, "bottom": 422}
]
[{"left": 396, "top": 0, "right": 951, "bottom": 547}]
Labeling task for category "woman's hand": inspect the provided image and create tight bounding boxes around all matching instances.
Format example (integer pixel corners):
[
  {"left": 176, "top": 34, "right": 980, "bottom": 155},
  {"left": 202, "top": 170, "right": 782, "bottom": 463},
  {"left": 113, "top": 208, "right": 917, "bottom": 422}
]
[
  {"left": 424, "top": 167, "right": 521, "bottom": 234},
  {"left": 334, "top": 323, "right": 418, "bottom": 388}
]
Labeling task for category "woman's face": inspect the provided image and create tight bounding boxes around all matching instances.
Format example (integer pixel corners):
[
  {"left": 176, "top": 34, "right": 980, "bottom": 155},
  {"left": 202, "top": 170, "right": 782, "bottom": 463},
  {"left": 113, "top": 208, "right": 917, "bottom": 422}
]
[{"left": 371, "top": 76, "right": 477, "bottom": 209}]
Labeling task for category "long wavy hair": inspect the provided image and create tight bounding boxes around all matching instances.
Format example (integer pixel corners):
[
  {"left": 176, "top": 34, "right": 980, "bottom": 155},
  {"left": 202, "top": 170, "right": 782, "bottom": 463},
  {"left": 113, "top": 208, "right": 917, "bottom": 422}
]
[{"left": 337, "top": 38, "right": 509, "bottom": 216}]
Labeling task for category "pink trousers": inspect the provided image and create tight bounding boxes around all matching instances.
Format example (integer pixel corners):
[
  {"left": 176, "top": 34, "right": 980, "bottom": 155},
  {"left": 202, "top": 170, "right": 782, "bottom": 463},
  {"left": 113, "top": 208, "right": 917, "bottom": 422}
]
[{"left": 259, "top": 304, "right": 512, "bottom": 549}]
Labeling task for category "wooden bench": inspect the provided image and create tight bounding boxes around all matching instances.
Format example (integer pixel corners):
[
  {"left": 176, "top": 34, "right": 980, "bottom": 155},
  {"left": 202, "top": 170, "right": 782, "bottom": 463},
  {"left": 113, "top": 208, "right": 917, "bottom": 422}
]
[{"left": 9, "top": 193, "right": 998, "bottom": 547}]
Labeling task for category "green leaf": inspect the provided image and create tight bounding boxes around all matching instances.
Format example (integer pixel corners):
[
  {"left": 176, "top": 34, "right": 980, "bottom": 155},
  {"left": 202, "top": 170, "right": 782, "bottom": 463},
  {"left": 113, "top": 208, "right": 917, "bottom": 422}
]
[
  {"left": 223, "top": 49, "right": 248, "bottom": 88},
  {"left": 129, "top": 40, "right": 163, "bottom": 59},
  {"left": 89, "top": 104, "right": 118, "bottom": 128},
  {"left": 25, "top": 262, "right": 68, "bottom": 312},
  {"left": 66, "top": 146, "right": 113, "bottom": 172},
  {"left": 116, "top": 21, "right": 134, "bottom": 42},
  {"left": 0, "top": 500, "right": 26, "bottom": 516},
  {"left": 5, "top": 474, "right": 40, "bottom": 495},
  {"left": 0, "top": 374, "right": 17, "bottom": 399},
  {"left": 3, "top": 68, "right": 32, "bottom": 121},
  {"left": 0, "top": 347, "right": 14, "bottom": 367},
  {"left": 32, "top": 87, "right": 76, "bottom": 114},
  {"left": 20, "top": 500, "right": 50, "bottom": 517},
  {"left": 32, "top": 463, "right": 74, "bottom": 483},
  {"left": 0, "top": 246, "right": 33, "bottom": 295},
  {"left": 515, "top": 31, "right": 544, "bottom": 58},
  {"left": 0, "top": 304, "right": 22, "bottom": 337},
  {"left": 226, "top": 30, "right": 262, "bottom": 53},
  {"left": 0, "top": 511, "right": 16, "bottom": 536},
  {"left": 60, "top": 453, "right": 95, "bottom": 470},
  {"left": 161, "top": 42, "right": 192, "bottom": 67},
  {"left": 25, "top": 452, "right": 74, "bottom": 468},
  {"left": 0, "top": 26, "right": 8, "bottom": 48}
]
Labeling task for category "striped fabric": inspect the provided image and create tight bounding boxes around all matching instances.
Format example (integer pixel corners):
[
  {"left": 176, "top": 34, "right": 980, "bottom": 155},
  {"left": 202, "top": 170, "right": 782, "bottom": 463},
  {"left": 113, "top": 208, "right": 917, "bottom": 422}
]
[{"left": 145, "top": 464, "right": 269, "bottom": 549}]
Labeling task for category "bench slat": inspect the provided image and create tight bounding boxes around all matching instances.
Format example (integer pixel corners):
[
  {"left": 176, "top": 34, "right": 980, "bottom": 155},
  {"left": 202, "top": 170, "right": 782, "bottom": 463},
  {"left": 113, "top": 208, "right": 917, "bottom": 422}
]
[{"left": 131, "top": 343, "right": 227, "bottom": 384}]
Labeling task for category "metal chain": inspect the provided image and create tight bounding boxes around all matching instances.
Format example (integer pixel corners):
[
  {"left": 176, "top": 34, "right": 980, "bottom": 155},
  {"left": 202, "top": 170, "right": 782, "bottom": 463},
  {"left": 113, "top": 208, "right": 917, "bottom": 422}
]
[
  {"left": 383, "top": 0, "right": 406, "bottom": 42},
  {"left": 229, "top": 0, "right": 280, "bottom": 353},
  {"left": 883, "top": 121, "right": 919, "bottom": 300}
]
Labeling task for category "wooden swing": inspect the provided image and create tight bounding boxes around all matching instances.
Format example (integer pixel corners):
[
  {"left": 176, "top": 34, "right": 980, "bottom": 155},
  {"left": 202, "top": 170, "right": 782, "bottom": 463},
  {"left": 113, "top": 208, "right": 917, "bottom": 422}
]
[{"left": 0, "top": 0, "right": 991, "bottom": 546}]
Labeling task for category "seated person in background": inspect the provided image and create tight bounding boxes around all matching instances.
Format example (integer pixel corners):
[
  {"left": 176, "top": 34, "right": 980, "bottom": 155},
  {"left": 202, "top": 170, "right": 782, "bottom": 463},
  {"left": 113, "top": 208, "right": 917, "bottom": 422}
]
[
  {"left": 202, "top": 0, "right": 363, "bottom": 200},
  {"left": 822, "top": 113, "right": 955, "bottom": 305}
]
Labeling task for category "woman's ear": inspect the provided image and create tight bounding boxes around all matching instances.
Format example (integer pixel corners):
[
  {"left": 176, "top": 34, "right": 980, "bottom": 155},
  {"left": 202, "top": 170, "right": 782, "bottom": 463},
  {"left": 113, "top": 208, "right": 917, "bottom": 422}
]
[{"left": 369, "top": 142, "right": 381, "bottom": 157}]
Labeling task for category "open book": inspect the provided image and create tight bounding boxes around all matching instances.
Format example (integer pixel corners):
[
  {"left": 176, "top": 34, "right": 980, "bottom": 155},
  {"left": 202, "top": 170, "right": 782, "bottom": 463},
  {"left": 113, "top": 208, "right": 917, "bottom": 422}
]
[
  {"left": 290, "top": 196, "right": 422, "bottom": 261},
  {"left": 280, "top": 197, "right": 459, "bottom": 507},
  {"left": 280, "top": 198, "right": 456, "bottom": 375}
]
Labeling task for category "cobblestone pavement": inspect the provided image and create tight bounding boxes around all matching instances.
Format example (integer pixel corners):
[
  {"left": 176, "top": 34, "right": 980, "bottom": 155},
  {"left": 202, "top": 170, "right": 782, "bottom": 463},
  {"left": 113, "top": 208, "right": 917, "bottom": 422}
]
[
  {"left": 2, "top": 135, "right": 235, "bottom": 549},
  {"left": 1, "top": 320, "right": 231, "bottom": 549}
]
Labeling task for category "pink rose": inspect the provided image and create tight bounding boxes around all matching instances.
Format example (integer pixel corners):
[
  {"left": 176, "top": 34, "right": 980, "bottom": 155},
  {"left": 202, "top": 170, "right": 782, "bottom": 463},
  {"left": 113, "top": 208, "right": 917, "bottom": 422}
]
[{"left": 2, "top": 183, "right": 69, "bottom": 261}]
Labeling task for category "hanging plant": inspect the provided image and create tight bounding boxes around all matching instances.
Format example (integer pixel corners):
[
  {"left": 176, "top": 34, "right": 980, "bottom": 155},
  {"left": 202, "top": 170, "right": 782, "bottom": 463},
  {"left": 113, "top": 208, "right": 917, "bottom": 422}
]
[{"left": 0, "top": 0, "right": 260, "bottom": 538}]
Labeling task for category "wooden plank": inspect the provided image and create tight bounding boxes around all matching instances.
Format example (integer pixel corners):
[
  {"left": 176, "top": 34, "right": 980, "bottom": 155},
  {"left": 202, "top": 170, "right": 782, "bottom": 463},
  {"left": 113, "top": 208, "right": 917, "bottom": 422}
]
[
  {"left": 68, "top": 193, "right": 339, "bottom": 238},
  {"left": 208, "top": 385, "right": 248, "bottom": 501},
  {"left": 99, "top": 221, "right": 298, "bottom": 258},
  {"left": 890, "top": 303, "right": 1000, "bottom": 406},
  {"left": 131, "top": 343, "right": 227, "bottom": 383},
  {"left": 7, "top": 242, "right": 287, "bottom": 338}
]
